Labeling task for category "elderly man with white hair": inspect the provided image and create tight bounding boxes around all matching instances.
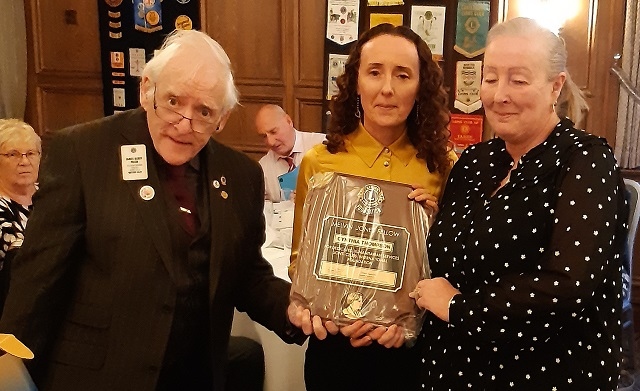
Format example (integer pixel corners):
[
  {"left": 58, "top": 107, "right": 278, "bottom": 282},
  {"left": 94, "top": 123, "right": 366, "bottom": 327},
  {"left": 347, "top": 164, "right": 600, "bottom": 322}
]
[{"left": 0, "top": 30, "right": 304, "bottom": 391}]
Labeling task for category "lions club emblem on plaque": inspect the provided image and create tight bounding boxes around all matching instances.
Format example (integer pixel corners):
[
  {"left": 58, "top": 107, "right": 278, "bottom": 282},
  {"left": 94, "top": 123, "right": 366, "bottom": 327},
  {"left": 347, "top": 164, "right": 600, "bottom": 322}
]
[{"left": 356, "top": 184, "right": 384, "bottom": 215}]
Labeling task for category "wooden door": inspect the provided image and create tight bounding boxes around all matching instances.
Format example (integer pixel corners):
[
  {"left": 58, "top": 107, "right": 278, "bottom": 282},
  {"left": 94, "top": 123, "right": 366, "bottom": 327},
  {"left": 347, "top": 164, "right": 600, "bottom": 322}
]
[{"left": 23, "top": 0, "right": 104, "bottom": 136}]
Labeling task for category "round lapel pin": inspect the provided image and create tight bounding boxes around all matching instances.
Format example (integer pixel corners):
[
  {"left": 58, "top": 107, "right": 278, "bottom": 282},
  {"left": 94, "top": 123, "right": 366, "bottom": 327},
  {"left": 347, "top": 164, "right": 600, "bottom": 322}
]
[
  {"left": 221, "top": 191, "right": 228, "bottom": 199},
  {"left": 212, "top": 180, "right": 220, "bottom": 189},
  {"left": 139, "top": 185, "right": 155, "bottom": 201},
  {"left": 220, "top": 176, "right": 227, "bottom": 185}
]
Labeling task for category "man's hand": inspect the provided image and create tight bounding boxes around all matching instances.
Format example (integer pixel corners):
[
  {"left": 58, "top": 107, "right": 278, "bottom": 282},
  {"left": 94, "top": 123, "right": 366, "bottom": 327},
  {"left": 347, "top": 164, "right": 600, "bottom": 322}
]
[
  {"left": 288, "top": 302, "right": 407, "bottom": 348},
  {"left": 288, "top": 302, "right": 339, "bottom": 340}
]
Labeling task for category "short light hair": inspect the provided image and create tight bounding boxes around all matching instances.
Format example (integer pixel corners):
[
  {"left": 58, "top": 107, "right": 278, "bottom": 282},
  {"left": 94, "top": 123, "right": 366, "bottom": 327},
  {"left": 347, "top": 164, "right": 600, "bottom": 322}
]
[
  {"left": 487, "top": 17, "right": 588, "bottom": 124},
  {"left": 0, "top": 119, "right": 41, "bottom": 151},
  {"left": 141, "top": 29, "right": 239, "bottom": 114}
]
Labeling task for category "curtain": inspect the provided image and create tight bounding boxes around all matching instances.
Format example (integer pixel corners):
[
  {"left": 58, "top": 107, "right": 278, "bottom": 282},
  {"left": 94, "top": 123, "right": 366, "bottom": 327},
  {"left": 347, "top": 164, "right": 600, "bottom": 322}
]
[
  {"left": 615, "top": 0, "right": 640, "bottom": 169},
  {"left": 0, "top": 0, "right": 28, "bottom": 119}
]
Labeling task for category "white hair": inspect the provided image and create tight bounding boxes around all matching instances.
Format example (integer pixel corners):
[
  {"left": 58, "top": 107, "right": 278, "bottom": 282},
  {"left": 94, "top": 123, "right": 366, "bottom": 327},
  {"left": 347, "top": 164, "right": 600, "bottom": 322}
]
[
  {"left": 487, "top": 17, "right": 588, "bottom": 124},
  {"left": 141, "top": 30, "right": 239, "bottom": 114},
  {"left": 0, "top": 119, "right": 41, "bottom": 151}
]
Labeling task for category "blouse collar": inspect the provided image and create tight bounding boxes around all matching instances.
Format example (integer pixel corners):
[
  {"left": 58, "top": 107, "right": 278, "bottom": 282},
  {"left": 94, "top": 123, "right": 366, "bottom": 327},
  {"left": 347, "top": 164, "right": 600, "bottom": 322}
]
[{"left": 347, "top": 123, "right": 416, "bottom": 168}]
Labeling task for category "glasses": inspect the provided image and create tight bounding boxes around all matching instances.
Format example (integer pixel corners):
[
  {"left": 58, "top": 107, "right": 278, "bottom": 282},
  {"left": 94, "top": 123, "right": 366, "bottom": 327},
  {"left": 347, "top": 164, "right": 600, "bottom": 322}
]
[
  {"left": 0, "top": 150, "right": 41, "bottom": 162},
  {"left": 153, "top": 89, "right": 219, "bottom": 134}
]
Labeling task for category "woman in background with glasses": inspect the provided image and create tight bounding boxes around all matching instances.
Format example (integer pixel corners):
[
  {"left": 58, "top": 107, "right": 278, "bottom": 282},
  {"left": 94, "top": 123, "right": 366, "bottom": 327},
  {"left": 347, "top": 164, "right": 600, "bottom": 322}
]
[{"left": 0, "top": 118, "right": 41, "bottom": 316}]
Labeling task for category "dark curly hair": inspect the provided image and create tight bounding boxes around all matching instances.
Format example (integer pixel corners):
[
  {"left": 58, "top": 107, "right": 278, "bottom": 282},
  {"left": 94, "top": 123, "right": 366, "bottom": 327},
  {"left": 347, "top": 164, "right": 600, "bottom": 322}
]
[{"left": 326, "top": 23, "right": 452, "bottom": 175}]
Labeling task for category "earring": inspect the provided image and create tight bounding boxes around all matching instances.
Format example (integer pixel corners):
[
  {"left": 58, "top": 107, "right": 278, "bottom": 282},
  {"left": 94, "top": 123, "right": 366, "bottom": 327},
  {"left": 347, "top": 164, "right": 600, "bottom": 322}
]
[
  {"left": 355, "top": 96, "right": 361, "bottom": 119},
  {"left": 415, "top": 102, "right": 420, "bottom": 123}
]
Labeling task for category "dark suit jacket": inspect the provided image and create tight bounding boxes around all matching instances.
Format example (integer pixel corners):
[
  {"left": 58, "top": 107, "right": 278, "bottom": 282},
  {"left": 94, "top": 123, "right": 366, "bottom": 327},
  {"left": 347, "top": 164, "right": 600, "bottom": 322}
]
[{"left": 0, "top": 109, "right": 298, "bottom": 390}]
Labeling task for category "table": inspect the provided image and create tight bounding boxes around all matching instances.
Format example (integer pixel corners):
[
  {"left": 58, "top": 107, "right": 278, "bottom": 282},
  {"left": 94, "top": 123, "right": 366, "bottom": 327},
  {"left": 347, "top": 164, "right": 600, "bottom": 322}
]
[{"left": 231, "top": 201, "right": 307, "bottom": 391}]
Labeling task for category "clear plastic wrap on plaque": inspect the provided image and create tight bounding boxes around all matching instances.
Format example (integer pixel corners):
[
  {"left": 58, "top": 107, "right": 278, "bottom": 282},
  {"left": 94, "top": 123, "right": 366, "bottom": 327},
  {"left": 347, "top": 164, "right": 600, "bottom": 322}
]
[{"left": 290, "top": 172, "right": 431, "bottom": 342}]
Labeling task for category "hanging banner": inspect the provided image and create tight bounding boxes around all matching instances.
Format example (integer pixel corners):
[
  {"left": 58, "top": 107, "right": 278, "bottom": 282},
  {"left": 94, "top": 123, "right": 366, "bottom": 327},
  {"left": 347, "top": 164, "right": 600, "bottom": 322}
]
[
  {"left": 454, "top": 0, "right": 490, "bottom": 58},
  {"left": 410, "top": 5, "right": 446, "bottom": 62},
  {"left": 327, "top": 54, "right": 350, "bottom": 100},
  {"left": 327, "top": 0, "right": 360, "bottom": 45},
  {"left": 449, "top": 114, "right": 483, "bottom": 155},
  {"left": 454, "top": 60, "right": 483, "bottom": 113}
]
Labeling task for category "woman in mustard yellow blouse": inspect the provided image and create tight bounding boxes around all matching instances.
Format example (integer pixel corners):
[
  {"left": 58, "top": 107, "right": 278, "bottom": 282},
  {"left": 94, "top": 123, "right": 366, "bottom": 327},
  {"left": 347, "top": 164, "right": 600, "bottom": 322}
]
[{"left": 288, "top": 23, "right": 457, "bottom": 390}]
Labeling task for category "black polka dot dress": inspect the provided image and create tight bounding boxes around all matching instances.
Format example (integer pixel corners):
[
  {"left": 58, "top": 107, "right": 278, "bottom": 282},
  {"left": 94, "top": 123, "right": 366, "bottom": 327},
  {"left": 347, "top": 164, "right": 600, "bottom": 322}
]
[{"left": 417, "top": 119, "right": 627, "bottom": 390}]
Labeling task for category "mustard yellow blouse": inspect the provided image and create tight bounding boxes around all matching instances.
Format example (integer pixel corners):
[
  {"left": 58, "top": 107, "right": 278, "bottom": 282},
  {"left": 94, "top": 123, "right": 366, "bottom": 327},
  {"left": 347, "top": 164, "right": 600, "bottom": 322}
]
[{"left": 289, "top": 123, "right": 457, "bottom": 274}]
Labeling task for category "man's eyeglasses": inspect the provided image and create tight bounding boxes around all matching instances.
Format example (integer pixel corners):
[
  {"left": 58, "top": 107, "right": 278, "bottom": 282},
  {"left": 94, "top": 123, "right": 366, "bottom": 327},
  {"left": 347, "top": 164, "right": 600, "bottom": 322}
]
[
  {"left": 153, "top": 89, "right": 219, "bottom": 134},
  {"left": 0, "top": 150, "right": 41, "bottom": 162}
]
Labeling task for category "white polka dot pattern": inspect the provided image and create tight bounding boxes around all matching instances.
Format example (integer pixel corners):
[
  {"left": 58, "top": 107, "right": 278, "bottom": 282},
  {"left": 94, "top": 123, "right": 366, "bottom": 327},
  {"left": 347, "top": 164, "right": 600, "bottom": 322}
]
[{"left": 418, "top": 119, "right": 626, "bottom": 390}]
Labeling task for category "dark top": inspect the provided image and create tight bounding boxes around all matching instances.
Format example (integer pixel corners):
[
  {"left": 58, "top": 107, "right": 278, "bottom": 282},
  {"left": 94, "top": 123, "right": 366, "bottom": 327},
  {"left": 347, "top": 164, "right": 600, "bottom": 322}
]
[
  {"left": 155, "top": 154, "right": 212, "bottom": 389},
  {"left": 418, "top": 119, "right": 626, "bottom": 390}
]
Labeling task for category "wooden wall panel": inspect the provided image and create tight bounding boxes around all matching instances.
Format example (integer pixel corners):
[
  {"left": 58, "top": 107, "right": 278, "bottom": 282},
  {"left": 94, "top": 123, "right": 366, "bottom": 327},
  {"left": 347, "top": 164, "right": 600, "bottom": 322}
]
[
  {"left": 203, "top": 0, "right": 286, "bottom": 159},
  {"left": 291, "top": 0, "right": 326, "bottom": 135},
  {"left": 297, "top": 97, "right": 324, "bottom": 135},
  {"left": 33, "top": 0, "right": 101, "bottom": 75},
  {"left": 560, "top": 7, "right": 592, "bottom": 89},
  {"left": 38, "top": 87, "right": 104, "bottom": 134},
  {"left": 204, "top": 0, "right": 326, "bottom": 160},
  {"left": 205, "top": 0, "right": 284, "bottom": 85},
  {"left": 585, "top": 0, "right": 625, "bottom": 144},
  {"left": 214, "top": 96, "right": 283, "bottom": 160},
  {"left": 24, "top": 0, "right": 104, "bottom": 136},
  {"left": 295, "top": 1, "right": 326, "bottom": 86}
]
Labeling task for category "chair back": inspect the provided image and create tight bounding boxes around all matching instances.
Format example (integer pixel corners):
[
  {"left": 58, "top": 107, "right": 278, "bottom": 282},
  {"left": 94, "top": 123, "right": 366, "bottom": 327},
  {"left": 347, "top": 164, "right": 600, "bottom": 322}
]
[
  {"left": 623, "top": 179, "right": 640, "bottom": 305},
  {"left": 625, "top": 179, "right": 640, "bottom": 261}
]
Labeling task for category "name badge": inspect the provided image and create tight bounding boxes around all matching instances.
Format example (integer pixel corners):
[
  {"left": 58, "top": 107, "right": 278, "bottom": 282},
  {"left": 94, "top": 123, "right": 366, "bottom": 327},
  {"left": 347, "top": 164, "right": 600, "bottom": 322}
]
[{"left": 120, "top": 144, "right": 148, "bottom": 180}]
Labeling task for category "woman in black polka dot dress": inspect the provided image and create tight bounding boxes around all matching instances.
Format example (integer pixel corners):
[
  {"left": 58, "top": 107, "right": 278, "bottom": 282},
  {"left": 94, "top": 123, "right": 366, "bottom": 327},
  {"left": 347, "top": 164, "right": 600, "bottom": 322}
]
[{"left": 410, "top": 18, "right": 627, "bottom": 390}]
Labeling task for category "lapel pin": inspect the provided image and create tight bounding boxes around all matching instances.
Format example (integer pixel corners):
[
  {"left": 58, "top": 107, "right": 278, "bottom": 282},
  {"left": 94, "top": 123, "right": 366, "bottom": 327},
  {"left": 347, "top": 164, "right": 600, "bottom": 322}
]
[
  {"left": 220, "top": 176, "right": 227, "bottom": 185},
  {"left": 221, "top": 191, "right": 228, "bottom": 199},
  {"left": 212, "top": 180, "right": 220, "bottom": 189},
  {"left": 139, "top": 185, "right": 155, "bottom": 201}
]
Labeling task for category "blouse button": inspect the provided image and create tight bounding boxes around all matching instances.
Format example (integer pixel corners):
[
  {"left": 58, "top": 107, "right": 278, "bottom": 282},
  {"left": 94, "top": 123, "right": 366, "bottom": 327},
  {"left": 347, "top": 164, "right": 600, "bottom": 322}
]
[
  {"left": 384, "top": 147, "right": 390, "bottom": 154},
  {"left": 383, "top": 161, "right": 390, "bottom": 167}
]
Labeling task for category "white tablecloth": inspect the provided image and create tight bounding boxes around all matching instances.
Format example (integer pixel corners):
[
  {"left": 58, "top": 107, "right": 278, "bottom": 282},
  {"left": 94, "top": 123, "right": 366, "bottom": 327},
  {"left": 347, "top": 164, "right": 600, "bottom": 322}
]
[{"left": 230, "top": 201, "right": 307, "bottom": 391}]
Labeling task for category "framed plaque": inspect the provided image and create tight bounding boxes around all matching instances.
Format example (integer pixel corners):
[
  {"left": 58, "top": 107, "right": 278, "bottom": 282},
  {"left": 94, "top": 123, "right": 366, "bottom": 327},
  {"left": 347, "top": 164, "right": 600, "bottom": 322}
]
[{"left": 291, "top": 172, "right": 431, "bottom": 340}]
